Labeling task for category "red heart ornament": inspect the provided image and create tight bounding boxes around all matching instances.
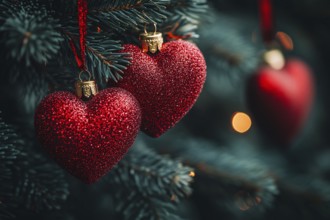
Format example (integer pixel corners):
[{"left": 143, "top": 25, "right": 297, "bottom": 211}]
[
  {"left": 247, "top": 59, "right": 314, "bottom": 145},
  {"left": 110, "top": 40, "right": 206, "bottom": 137},
  {"left": 35, "top": 88, "right": 141, "bottom": 183}
]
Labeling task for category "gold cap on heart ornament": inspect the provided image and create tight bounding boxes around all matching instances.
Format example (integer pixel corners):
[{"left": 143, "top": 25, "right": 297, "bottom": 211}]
[
  {"left": 140, "top": 23, "right": 163, "bottom": 54},
  {"left": 75, "top": 70, "right": 98, "bottom": 100}
]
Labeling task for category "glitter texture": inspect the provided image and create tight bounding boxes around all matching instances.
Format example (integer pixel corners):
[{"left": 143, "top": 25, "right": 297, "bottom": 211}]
[
  {"left": 110, "top": 40, "right": 206, "bottom": 137},
  {"left": 247, "top": 59, "right": 314, "bottom": 145},
  {"left": 35, "top": 88, "right": 141, "bottom": 183}
]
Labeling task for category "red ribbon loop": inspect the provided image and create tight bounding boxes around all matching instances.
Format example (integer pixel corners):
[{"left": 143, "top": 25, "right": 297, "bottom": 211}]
[
  {"left": 70, "top": 0, "right": 88, "bottom": 70},
  {"left": 259, "top": 0, "right": 274, "bottom": 43}
]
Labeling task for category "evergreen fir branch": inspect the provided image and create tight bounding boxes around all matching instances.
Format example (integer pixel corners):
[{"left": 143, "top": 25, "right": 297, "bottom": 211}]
[
  {"left": 88, "top": 0, "right": 169, "bottom": 33},
  {"left": 44, "top": 39, "right": 79, "bottom": 89},
  {"left": 15, "top": 153, "right": 70, "bottom": 212},
  {"left": 109, "top": 140, "right": 193, "bottom": 200},
  {"left": 0, "top": 115, "right": 69, "bottom": 214},
  {"left": 2, "top": 66, "right": 49, "bottom": 117},
  {"left": 45, "top": 58, "right": 76, "bottom": 91},
  {"left": 269, "top": 175, "right": 330, "bottom": 220},
  {"left": 0, "top": 1, "right": 63, "bottom": 67},
  {"left": 310, "top": 150, "right": 330, "bottom": 180},
  {"left": 16, "top": 71, "right": 48, "bottom": 115},
  {"left": 198, "top": 13, "right": 259, "bottom": 83},
  {"left": 60, "top": 31, "right": 132, "bottom": 84},
  {"left": 107, "top": 140, "right": 194, "bottom": 220},
  {"left": 266, "top": 149, "right": 330, "bottom": 218},
  {"left": 159, "top": 0, "right": 207, "bottom": 40},
  {"left": 166, "top": 0, "right": 208, "bottom": 22},
  {"left": 116, "top": 191, "right": 183, "bottom": 220},
  {"left": 0, "top": 74, "right": 48, "bottom": 147},
  {"left": 0, "top": 114, "right": 27, "bottom": 219},
  {"left": 86, "top": 0, "right": 206, "bottom": 43},
  {"left": 149, "top": 138, "right": 278, "bottom": 214},
  {"left": 86, "top": 34, "right": 132, "bottom": 83},
  {"left": 278, "top": 175, "right": 330, "bottom": 204},
  {"left": 89, "top": 0, "right": 168, "bottom": 14},
  {"left": 161, "top": 19, "right": 199, "bottom": 40}
]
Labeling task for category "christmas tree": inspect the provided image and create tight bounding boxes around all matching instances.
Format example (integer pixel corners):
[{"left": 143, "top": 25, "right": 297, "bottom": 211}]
[{"left": 1, "top": 0, "right": 330, "bottom": 219}]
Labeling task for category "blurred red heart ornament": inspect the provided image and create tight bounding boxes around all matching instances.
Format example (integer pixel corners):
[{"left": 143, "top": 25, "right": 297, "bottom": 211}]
[{"left": 247, "top": 59, "right": 314, "bottom": 145}]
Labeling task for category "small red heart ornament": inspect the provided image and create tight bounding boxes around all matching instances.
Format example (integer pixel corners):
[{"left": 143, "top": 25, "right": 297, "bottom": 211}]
[
  {"left": 110, "top": 40, "right": 206, "bottom": 137},
  {"left": 35, "top": 88, "right": 141, "bottom": 183},
  {"left": 247, "top": 59, "right": 314, "bottom": 145}
]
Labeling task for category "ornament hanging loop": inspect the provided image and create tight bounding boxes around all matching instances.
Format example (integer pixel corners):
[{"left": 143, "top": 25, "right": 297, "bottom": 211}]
[
  {"left": 144, "top": 23, "right": 157, "bottom": 34},
  {"left": 75, "top": 70, "right": 98, "bottom": 100},
  {"left": 140, "top": 23, "right": 163, "bottom": 54},
  {"left": 78, "top": 69, "right": 92, "bottom": 81}
]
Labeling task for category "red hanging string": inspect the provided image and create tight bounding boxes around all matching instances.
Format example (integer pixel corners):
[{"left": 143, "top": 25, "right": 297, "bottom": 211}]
[
  {"left": 70, "top": 0, "right": 88, "bottom": 70},
  {"left": 259, "top": 0, "right": 274, "bottom": 43}
]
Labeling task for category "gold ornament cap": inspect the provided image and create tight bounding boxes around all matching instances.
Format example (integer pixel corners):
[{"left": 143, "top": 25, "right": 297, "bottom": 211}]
[
  {"left": 262, "top": 48, "right": 285, "bottom": 70},
  {"left": 140, "top": 23, "right": 163, "bottom": 54},
  {"left": 75, "top": 70, "right": 98, "bottom": 100}
]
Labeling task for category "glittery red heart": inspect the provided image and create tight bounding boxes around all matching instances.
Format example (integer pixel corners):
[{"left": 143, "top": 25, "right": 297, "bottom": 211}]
[
  {"left": 247, "top": 59, "right": 314, "bottom": 145},
  {"left": 111, "top": 40, "right": 206, "bottom": 137},
  {"left": 35, "top": 88, "right": 141, "bottom": 183}
]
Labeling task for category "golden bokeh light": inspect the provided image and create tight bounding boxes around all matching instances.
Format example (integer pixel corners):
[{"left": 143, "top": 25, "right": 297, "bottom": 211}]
[
  {"left": 189, "top": 171, "right": 195, "bottom": 177},
  {"left": 232, "top": 112, "right": 252, "bottom": 134}
]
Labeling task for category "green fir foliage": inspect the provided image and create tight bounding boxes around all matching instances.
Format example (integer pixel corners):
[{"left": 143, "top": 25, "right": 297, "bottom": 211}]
[
  {"left": 0, "top": 1, "right": 62, "bottom": 66},
  {"left": 0, "top": 115, "right": 69, "bottom": 218},
  {"left": 107, "top": 140, "right": 194, "bottom": 220}
]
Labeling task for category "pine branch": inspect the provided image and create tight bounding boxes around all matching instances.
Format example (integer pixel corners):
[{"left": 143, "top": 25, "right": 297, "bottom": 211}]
[
  {"left": 88, "top": 0, "right": 169, "bottom": 33},
  {"left": 262, "top": 148, "right": 330, "bottom": 219},
  {"left": 0, "top": 114, "right": 69, "bottom": 216},
  {"left": 44, "top": 39, "right": 79, "bottom": 90},
  {"left": 160, "top": 0, "right": 208, "bottom": 40},
  {"left": 0, "top": 115, "right": 26, "bottom": 219},
  {"left": 107, "top": 140, "right": 194, "bottom": 220},
  {"left": 198, "top": 13, "right": 259, "bottom": 82},
  {"left": 0, "top": 70, "right": 48, "bottom": 145},
  {"left": 278, "top": 175, "right": 330, "bottom": 204},
  {"left": 117, "top": 192, "right": 183, "bottom": 220},
  {"left": 86, "top": 34, "right": 132, "bottom": 83},
  {"left": 310, "top": 150, "right": 330, "bottom": 180},
  {"left": 267, "top": 175, "right": 330, "bottom": 220},
  {"left": 167, "top": 0, "right": 208, "bottom": 17},
  {"left": 86, "top": 0, "right": 207, "bottom": 43},
  {"left": 0, "top": 1, "right": 63, "bottom": 67},
  {"left": 148, "top": 137, "right": 279, "bottom": 215},
  {"left": 55, "top": 30, "right": 131, "bottom": 87},
  {"left": 15, "top": 153, "right": 70, "bottom": 212}
]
